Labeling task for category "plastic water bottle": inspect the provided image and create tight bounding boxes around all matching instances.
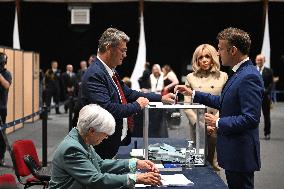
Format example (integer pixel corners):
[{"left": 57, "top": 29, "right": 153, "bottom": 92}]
[{"left": 185, "top": 141, "right": 194, "bottom": 168}]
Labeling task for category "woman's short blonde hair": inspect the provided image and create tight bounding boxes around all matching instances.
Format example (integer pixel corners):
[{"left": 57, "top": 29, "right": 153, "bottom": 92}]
[{"left": 191, "top": 44, "right": 220, "bottom": 78}]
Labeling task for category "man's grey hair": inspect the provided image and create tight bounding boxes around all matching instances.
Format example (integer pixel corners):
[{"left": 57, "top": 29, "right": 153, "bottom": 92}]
[
  {"left": 77, "top": 104, "right": 115, "bottom": 136},
  {"left": 98, "top": 27, "right": 130, "bottom": 53}
]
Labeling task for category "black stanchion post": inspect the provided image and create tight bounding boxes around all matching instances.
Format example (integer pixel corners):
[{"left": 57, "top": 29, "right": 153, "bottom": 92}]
[
  {"left": 69, "top": 96, "right": 74, "bottom": 131},
  {"left": 42, "top": 106, "right": 48, "bottom": 167}
]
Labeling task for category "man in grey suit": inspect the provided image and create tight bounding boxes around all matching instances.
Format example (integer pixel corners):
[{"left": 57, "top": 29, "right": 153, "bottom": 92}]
[
  {"left": 49, "top": 104, "right": 162, "bottom": 189},
  {"left": 176, "top": 28, "right": 263, "bottom": 189}
]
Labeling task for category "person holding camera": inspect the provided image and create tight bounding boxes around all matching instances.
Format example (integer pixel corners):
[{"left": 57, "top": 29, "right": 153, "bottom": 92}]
[{"left": 0, "top": 52, "right": 12, "bottom": 166}]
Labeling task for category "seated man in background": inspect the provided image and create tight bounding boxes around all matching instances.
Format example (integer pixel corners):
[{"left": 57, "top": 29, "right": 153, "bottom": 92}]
[{"left": 49, "top": 104, "right": 162, "bottom": 189}]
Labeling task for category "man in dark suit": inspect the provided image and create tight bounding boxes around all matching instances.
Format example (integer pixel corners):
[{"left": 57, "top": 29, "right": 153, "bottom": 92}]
[
  {"left": 80, "top": 28, "right": 174, "bottom": 159},
  {"left": 176, "top": 27, "right": 263, "bottom": 189},
  {"left": 62, "top": 64, "right": 78, "bottom": 113},
  {"left": 255, "top": 54, "right": 273, "bottom": 140}
]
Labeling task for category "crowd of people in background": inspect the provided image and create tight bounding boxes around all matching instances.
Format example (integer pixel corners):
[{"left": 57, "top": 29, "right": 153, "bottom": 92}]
[
  {"left": 2, "top": 26, "right": 282, "bottom": 189},
  {"left": 40, "top": 54, "right": 96, "bottom": 114},
  {"left": 40, "top": 56, "right": 182, "bottom": 117}
]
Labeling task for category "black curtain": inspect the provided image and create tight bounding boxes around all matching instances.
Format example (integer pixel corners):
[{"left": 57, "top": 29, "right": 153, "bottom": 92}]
[
  {"left": 20, "top": 2, "right": 139, "bottom": 77},
  {"left": 269, "top": 2, "right": 284, "bottom": 93},
  {"left": 144, "top": 2, "right": 263, "bottom": 80},
  {"left": 0, "top": 2, "right": 15, "bottom": 47},
  {"left": 1, "top": 1, "right": 283, "bottom": 100}
]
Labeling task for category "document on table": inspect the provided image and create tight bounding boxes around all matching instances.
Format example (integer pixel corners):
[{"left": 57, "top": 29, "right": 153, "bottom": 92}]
[
  {"left": 130, "top": 149, "right": 144, "bottom": 157},
  {"left": 135, "top": 174, "right": 194, "bottom": 187}
]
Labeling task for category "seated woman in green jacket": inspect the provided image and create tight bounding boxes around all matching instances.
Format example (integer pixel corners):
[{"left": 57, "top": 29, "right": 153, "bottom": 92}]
[{"left": 49, "top": 104, "right": 162, "bottom": 189}]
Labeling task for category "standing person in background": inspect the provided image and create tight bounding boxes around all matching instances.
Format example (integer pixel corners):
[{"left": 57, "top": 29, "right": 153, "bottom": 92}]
[
  {"left": 162, "top": 64, "right": 179, "bottom": 95},
  {"left": 88, "top": 54, "right": 96, "bottom": 66},
  {"left": 271, "top": 76, "right": 279, "bottom": 104},
  {"left": 255, "top": 54, "right": 273, "bottom": 140},
  {"left": 183, "top": 44, "right": 228, "bottom": 172},
  {"left": 149, "top": 64, "right": 168, "bottom": 137},
  {"left": 150, "top": 64, "right": 164, "bottom": 94},
  {"left": 62, "top": 64, "right": 77, "bottom": 113},
  {"left": 77, "top": 60, "right": 88, "bottom": 86},
  {"left": 175, "top": 28, "right": 263, "bottom": 189},
  {"left": 80, "top": 28, "right": 174, "bottom": 159},
  {"left": 44, "top": 61, "right": 62, "bottom": 114},
  {"left": 138, "top": 62, "right": 151, "bottom": 92},
  {"left": 39, "top": 69, "right": 45, "bottom": 108},
  {"left": 0, "top": 52, "right": 12, "bottom": 166},
  {"left": 122, "top": 77, "right": 132, "bottom": 88}
]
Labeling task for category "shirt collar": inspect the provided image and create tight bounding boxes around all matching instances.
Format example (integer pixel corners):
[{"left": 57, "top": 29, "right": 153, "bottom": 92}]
[
  {"left": 257, "top": 65, "right": 265, "bottom": 72},
  {"left": 232, "top": 57, "right": 249, "bottom": 73},
  {"left": 97, "top": 56, "right": 115, "bottom": 77}
]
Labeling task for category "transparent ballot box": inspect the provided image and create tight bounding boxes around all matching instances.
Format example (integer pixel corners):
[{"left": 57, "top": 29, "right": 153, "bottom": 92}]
[{"left": 143, "top": 102, "right": 207, "bottom": 166}]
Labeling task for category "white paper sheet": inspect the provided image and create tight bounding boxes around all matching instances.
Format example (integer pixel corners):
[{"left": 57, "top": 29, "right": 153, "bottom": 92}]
[{"left": 135, "top": 174, "right": 194, "bottom": 187}]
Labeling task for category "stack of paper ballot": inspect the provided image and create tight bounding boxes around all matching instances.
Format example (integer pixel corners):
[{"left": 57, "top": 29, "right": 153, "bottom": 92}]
[{"left": 135, "top": 174, "right": 194, "bottom": 187}]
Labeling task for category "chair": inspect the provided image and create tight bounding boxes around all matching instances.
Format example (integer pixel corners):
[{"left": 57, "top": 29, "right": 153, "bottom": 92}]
[
  {"left": 0, "top": 173, "right": 17, "bottom": 185},
  {"left": 12, "top": 139, "right": 50, "bottom": 189}
]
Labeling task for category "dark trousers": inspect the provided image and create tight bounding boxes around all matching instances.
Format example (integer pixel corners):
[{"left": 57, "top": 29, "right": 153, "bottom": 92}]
[
  {"left": 0, "top": 111, "right": 7, "bottom": 160},
  {"left": 262, "top": 94, "right": 271, "bottom": 135},
  {"left": 225, "top": 170, "right": 254, "bottom": 189},
  {"left": 45, "top": 88, "right": 60, "bottom": 113}
]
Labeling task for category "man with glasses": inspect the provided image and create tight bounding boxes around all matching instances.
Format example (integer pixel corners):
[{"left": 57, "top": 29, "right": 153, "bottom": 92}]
[{"left": 80, "top": 28, "right": 174, "bottom": 159}]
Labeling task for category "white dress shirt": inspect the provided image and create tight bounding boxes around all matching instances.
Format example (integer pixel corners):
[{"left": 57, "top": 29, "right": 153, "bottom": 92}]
[{"left": 97, "top": 56, "right": 128, "bottom": 141}]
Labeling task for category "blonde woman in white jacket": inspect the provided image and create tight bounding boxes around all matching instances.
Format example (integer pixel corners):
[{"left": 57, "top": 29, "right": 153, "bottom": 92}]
[{"left": 184, "top": 44, "right": 228, "bottom": 172}]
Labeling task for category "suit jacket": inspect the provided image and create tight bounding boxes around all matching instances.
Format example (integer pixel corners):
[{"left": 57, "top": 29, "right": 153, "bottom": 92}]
[
  {"left": 193, "top": 60, "right": 263, "bottom": 172},
  {"left": 80, "top": 59, "right": 161, "bottom": 159},
  {"left": 61, "top": 72, "right": 78, "bottom": 98},
  {"left": 45, "top": 69, "right": 61, "bottom": 91},
  {"left": 49, "top": 128, "right": 130, "bottom": 189},
  {"left": 261, "top": 67, "right": 273, "bottom": 96}
]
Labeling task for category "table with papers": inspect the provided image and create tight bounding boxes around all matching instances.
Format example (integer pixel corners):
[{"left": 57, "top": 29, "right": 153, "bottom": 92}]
[{"left": 117, "top": 138, "right": 228, "bottom": 189}]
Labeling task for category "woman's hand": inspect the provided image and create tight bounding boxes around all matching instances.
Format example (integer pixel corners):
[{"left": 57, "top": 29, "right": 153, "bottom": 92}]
[
  {"left": 161, "top": 93, "right": 175, "bottom": 104},
  {"left": 136, "top": 172, "right": 162, "bottom": 186},
  {"left": 136, "top": 160, "right": 159, "bottom": 173}
]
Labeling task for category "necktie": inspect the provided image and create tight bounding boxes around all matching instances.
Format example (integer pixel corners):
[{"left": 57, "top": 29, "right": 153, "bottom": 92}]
[
  {"left": 112, "top": 72, "right": 134, "bottom": 131},
  {"left": 259, "top": 67, "right": 262, "bottom": 75}
]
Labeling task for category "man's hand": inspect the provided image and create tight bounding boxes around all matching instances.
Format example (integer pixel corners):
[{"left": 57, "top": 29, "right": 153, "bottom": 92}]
[
  {"left": 174, "top": 85, "right": 193, "bottom": 96},
  {"left": 136, "top": 172, "right": 162, "bottom": 186},
  {"left": 207, "top": 126, "right": 216, "bottom": 136},
  {"left": 137, "top": 160, "right": 159, "bottom": 173},
  {"left": 136, "top": 97, "right": 149, "bottom": 109},
  {"left": 161, "top": 93, "right": 175, "bottom": 104},
  {"left": 205, "top": 113, "right": 218, "bottom": 128}
]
